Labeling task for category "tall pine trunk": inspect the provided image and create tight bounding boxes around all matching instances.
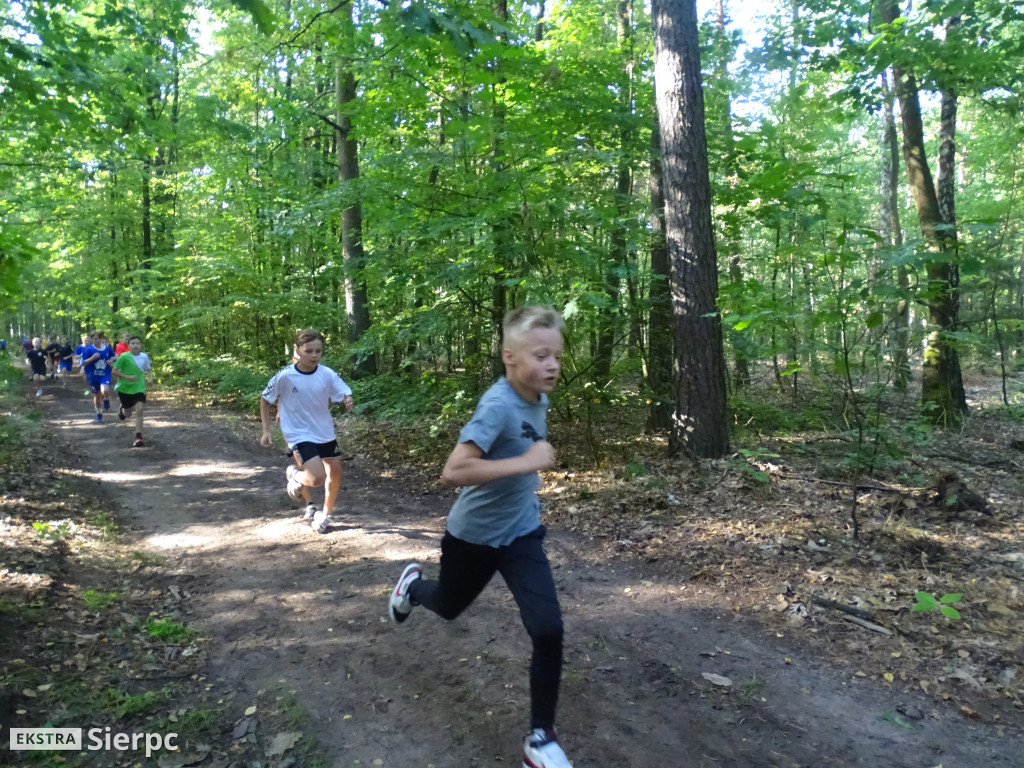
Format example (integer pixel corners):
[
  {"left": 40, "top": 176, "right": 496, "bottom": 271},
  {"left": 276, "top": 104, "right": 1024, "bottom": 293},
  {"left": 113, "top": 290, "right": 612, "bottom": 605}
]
[
  {"left": 336, "top": 6, "right": 376, "bottom": 377},
  {"left": 879, "top": 0, "right": 967, "bottom": 424},
  {"left": 879, "top": 70, "right": 911, "bottom": 391},
  {"left": 653, "top": 0, "right": 729, "bottom": 458},
  {"left": 647, "top": 106, "right": 673, "bottom": 431}
]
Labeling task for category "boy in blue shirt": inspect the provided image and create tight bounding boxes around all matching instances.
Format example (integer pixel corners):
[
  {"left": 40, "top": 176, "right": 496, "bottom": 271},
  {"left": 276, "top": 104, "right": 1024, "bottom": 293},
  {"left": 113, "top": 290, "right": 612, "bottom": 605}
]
[
  {"left": 81, "top": 332, "right": 116, "bottom": 421},
  {"left": 388, "top": 306, "right": 572, "bottom": 768}
]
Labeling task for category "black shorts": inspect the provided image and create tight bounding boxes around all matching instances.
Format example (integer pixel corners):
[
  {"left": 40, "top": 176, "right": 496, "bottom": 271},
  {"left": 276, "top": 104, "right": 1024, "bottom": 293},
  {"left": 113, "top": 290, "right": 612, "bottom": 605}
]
[
  {"left": 290, "top": 440, "right": 341, "bottom": 465},
  {"left": 117, "top": 391, "right": 147, "bottom": 409}
]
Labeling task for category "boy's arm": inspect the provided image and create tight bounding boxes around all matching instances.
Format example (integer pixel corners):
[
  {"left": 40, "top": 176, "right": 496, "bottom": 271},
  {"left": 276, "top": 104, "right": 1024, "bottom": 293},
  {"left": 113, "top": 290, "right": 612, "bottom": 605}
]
[
  {"left": 259, "top": 397, "right": 275, "bottom": 446},
  {"left": 441, "top": 439, "right": 555, "bottom": 488}
]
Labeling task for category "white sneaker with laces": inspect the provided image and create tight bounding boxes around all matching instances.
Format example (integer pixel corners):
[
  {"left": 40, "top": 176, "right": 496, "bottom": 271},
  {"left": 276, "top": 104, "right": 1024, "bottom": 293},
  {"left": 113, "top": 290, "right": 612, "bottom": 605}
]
[
  {"left": 311, "top": 510, "right": 332, "bottom": 534},
  {"left": 388, "top": 563, "right": 422, "bottom": 623},
  {"left": 285, "top": 464, "right": 304, "bottom": 502},
  {"left": 523, "top": 728, "right": 572, "bottom": 768},
  {"left": 302, "top": 504, "right": 317, "bottom": 521}
]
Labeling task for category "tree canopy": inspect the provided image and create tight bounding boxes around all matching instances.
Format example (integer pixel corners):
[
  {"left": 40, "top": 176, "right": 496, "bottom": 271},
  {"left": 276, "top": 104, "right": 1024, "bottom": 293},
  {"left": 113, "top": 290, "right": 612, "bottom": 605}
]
[{"left": 3, "top": 0, "right": 1024, "bottom": 444}]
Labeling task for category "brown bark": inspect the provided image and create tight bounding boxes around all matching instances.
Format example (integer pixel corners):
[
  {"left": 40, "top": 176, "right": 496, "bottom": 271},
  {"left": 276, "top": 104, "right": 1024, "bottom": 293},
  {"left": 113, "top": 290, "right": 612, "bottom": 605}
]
[
  {"left": 335, "top": 6, "right": 376, "bottom": 376},
  {"left": 647, "top": 106, "right": 673, "bottom": 431},
  {"left": 879, "top": 70, "right": 911, "bottom": 391},
  {"left": 653, "top": 0, "right": 729, "bottom": 458},
  {"left": 878, "top": 0, "right": 967, "bottom": 424}
]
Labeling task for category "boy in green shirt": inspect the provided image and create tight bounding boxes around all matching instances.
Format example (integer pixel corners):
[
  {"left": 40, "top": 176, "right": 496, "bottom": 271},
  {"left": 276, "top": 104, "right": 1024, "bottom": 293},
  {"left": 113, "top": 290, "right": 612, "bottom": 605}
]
[{"left": 112, "top": 336, "right": 153, "bottom": 447}]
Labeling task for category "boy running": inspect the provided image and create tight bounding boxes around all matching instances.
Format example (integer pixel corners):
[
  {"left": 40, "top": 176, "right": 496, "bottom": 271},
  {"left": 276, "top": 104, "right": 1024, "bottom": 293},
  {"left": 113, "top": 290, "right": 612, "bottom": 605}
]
[
  {"left": 387, "top": 306, "right": 572, "bottom": 768},
  {"left": 81, "top": 332, "right": 116, "bottom": 421},
  {"left": 26, "top": 337, "right": 48, "bottom": 398},
  {"left": 259, "top": 329, "right": 354, "bottom": 534},
  {"left": 57, "top": 337, "right": 74, "bottom": 387},
  {"left": 111, "top": 336, "right": 153, "bottom": 447}
]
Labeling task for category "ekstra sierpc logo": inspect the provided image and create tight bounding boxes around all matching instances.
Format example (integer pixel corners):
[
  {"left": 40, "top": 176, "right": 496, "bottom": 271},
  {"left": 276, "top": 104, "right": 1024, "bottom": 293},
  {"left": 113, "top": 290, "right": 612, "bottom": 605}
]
[
  {"left": 10, "top": 727, "right": 179, "bottom": 757},
  {"left": 9, "top": 728, "right": 82, "bottom": 750}
]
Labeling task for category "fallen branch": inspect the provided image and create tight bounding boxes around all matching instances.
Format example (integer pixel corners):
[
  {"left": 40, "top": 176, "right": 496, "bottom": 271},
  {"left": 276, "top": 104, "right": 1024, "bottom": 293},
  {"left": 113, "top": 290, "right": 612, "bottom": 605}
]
[
  {"left": 811, "top": 596, "right": 877, "bottom": 621},
  {"left": 841, "top": 614, "right": 893, "bottom": 636},
  {"left": 773, "top": 473, "right": 922, "bottom": 494}
]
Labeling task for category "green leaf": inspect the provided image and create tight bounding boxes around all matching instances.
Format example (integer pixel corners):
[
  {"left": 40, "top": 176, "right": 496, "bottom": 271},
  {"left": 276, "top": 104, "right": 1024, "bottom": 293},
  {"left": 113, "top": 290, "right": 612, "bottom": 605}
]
[
  {"left": 912, "top": 591, "right": 937, "bottom": 611},
  {"left": 939, "top": 605, "right": 961, "bottom": 620},
  {"left": 225, "top": 0, "right": 276, "bottom": 34},
  {"left": 939, "top": 593, "right": 962, "bottom": 604}
]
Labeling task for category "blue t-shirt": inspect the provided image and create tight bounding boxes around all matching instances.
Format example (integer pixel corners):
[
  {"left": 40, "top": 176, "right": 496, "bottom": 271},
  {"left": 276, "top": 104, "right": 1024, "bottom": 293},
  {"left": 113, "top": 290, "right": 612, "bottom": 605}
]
[
  {"left": 446, "top": 377, "right": 549, "bottom": 547},
  {"left": 83, "top": 344, "right": 115, "bottom": 378}
]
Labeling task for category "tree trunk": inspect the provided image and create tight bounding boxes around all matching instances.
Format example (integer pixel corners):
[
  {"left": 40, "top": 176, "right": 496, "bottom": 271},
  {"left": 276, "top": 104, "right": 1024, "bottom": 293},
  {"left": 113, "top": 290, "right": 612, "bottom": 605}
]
[
  {"left": 596, "top": 0, "right": 634, "bottom": 381},
  {"left": 879, "top": 70, "right": 911, "bottom": 391},
  {"left": 653, "top": 0, "right": 729, "bottom": 458},
  {"left": 490, "top": 0, "right": 510, "bottom": 377},
  {"left": 878, "top": 0, "right": 967, "bottom": 424},
  {"left": 647, "top": 106, "right": 673, "bottom": 431},
  {"left": 335, "top": 10, "right": 376, "bottom": 377}
]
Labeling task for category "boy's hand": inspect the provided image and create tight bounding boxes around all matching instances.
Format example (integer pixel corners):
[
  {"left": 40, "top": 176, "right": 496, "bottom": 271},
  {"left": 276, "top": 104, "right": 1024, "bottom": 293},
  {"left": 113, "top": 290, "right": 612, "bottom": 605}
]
[
  {"left": 523, "top": 440, "right": 556, "bottom": 472},
  {"left": 260, "top": 431, "right": 273, "bottom": 447},
  {"left": 342, "top": 394, "right": 354, "bottom": 412}
]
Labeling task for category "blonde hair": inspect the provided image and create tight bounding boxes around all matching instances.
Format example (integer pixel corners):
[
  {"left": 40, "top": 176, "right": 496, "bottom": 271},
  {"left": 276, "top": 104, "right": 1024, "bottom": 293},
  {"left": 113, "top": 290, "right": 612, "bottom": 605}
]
[{"left": 503, "top": 306, "right": 565, "bottom": 350}]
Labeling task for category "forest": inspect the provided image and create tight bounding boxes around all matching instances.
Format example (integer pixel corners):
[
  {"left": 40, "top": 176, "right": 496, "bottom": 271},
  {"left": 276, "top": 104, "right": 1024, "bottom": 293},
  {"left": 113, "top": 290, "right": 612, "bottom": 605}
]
[
  {"left": 3, "top": 2, "right": 1024, "bottom": 765},
  {"left": 3, "top": 0, "right": 1024, "bottom": 454}
]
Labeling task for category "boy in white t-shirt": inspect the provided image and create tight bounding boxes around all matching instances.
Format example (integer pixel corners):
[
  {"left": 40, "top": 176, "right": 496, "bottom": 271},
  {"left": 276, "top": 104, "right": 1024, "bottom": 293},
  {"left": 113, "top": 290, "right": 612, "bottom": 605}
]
[{"left": 259, "top": 329, "right": 354, "bottom": 533}]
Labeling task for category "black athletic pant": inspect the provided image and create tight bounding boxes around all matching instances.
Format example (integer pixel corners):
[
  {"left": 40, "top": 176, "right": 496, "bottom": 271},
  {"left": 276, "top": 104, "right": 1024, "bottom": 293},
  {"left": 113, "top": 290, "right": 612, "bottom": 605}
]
[{"left": 408, "top": 525, "right": 564, "bottom": 731}]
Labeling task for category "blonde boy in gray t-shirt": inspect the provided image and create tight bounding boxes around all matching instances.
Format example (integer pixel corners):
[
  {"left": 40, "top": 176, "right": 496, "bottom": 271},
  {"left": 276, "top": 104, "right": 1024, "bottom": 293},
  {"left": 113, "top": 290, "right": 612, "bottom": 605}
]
[{"left": 387, "top": 306, "right": 573, "bottom": 768}]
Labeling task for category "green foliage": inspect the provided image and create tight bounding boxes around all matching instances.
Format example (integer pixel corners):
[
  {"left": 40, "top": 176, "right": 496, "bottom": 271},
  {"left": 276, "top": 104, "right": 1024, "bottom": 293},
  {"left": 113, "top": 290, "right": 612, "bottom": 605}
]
[
  {"left": 912, "top": 591, "right": 963, "bottom": 620},
  {"left": 103, "top": 686, "right": 173, "bottom": 719},
  {"left": 33, "top": 520, "right": 76, "bottom": 542},
  {"left": 622, "top": 461, "right": 649, "bottom": 480},
  {"left": 357, "top": 371, "right": 479, "bottom": 423},
  {"left": 145, "top": 617, "right": 197, "bottom": 644},
  {"left": 2, "top": 0, "right": 1023, "bottom": 447},
  {"left": 83, "top": 589, "right": 119, "bottom": 612},
  {"left": 734, "top": 448, "right": 781, "bottom": 484}
]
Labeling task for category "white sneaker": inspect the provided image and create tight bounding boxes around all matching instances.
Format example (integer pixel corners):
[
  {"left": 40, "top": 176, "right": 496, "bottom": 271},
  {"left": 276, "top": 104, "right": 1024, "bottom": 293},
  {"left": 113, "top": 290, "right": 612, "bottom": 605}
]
[
  {"left": 311, "top": 511, "right": 332, "bottom": 534},
  {"left": 36, "top": 389, "right": 43, "bottom": 397},
  {"left": 523, "top": 728, "right": 572, "bottom": 768},
  {"left": 302, "top": 504, "right": 317, "bottom": 521},
  {"left": 285, "top": 465, "right": 304, "bottom": 502},
  {"left": 388, "top": 563, "right": 422, "bottom": 623}
]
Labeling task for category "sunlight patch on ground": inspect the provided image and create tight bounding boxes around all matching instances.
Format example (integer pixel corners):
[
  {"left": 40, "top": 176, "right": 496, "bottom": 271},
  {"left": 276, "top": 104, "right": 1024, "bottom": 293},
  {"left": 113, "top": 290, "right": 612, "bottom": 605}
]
[
  {"left": 382, "top": 547, "right": 438, "bottom": 562},
  {"left": 251, "top": 518, "right": 306, "bottom": 539},
  {"left": 168, "top": 463, "right": 254, "bottom": 477},
  {"left": 146, "top": 530, "right": 217, "bottom": 549},
  {"left": 90, "top": 470, "right": 164, "bottom": 483}
]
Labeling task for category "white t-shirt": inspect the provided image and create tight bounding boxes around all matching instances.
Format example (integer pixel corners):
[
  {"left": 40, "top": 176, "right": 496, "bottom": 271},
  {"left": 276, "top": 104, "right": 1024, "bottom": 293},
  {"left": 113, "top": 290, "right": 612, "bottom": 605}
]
[{"left": 261, "top": 364, "right": 352, "bottom": 446}]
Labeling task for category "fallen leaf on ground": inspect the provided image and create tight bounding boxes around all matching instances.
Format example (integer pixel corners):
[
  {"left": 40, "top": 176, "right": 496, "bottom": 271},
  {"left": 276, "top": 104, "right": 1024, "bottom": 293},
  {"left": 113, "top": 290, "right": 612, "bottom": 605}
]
[{"left": 701, "top": 672, "right": 732, "bottom": 687}]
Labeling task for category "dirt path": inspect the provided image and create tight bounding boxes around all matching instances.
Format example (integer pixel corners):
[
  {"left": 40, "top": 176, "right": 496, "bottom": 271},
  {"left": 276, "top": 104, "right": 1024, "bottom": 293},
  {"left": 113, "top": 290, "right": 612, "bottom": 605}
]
[{"left": 39, "top": 383, "right": 1022, "bottom": 768}]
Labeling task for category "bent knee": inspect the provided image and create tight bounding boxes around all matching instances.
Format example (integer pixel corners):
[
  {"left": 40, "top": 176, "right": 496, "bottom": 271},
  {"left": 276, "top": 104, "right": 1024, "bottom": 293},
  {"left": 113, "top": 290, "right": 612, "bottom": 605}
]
[{"left": 530, "top": 620, "right": 564, "bottom": 649}]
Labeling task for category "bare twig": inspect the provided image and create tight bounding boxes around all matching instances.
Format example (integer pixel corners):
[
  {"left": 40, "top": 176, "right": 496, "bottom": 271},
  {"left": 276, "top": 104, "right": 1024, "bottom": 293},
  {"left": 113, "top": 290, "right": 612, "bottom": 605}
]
[
  {"left": 840, "top": 614, "right": 893, "bottom": 636},
  {"left": 811, "top": 596, "right": 877, "bottom": 621}
]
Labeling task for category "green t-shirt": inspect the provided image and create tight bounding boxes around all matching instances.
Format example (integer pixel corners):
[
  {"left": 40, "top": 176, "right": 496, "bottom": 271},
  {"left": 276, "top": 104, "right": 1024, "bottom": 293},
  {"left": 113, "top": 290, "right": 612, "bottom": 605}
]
[{"left": 113, "top": 352, "right": 147, "bottom": 394}]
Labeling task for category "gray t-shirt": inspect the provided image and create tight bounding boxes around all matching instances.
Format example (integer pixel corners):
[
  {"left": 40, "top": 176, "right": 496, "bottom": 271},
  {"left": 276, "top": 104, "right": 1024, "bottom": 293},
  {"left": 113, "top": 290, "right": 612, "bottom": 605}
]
[{"left": 446, "top": 377, "right": 549, "bottom": 547}]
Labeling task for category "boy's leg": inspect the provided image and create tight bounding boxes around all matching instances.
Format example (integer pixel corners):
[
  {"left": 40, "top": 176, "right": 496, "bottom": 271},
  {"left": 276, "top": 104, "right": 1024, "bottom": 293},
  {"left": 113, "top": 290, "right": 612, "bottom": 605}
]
[
  {"left": 408, "top": 532, "right": 497, "bottom": 621},
  {"left": 289, "top": 451, "right": 314, "bottom": 504},
  {"left": 498, "top": 526, "right": 564, "bottom": 732},
  {"left": 294, "top": 454, "right": 327, "bottom": 487},
  {"left": 134, "top": 401, "right": 144, "bottom": 434},
  {"left": 321, "top": 456, "right": 343, "bottom": 515}
]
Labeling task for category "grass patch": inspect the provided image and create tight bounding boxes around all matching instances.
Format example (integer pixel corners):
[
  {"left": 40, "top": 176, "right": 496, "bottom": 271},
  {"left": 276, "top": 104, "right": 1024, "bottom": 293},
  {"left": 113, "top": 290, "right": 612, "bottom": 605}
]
[
  {"left": 82, "top": 589, "right": 119, "bottom": 612},
  {"left": 145, "top": 617, "right": 197, "bottom": 644}
]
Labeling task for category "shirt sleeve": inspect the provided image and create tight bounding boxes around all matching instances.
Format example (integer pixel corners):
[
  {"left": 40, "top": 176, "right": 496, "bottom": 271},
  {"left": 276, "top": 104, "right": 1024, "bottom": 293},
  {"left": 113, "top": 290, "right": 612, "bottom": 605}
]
[
  {"left": 261, "top": 369, "right": 283, "bottom": 404},
  {"left": 457, "top": 399, "right": 506, "bottom": 455},
  {"left": 330, "top": 371, "right": 353, "bottom": 400}
]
